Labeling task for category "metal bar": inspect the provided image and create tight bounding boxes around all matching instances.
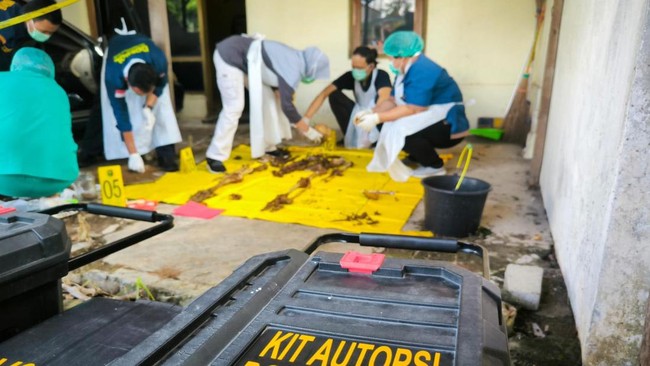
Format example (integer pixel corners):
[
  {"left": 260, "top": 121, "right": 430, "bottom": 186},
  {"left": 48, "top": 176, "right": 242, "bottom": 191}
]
[
  {"left": 304, "top": 233, "right": 491, "bottom": 279},
  {"left": 68, "top": 215, "right": 173, "bottom": 271},
  {"left": 38, "top": 203, "right": 174, "bottom": 271}
]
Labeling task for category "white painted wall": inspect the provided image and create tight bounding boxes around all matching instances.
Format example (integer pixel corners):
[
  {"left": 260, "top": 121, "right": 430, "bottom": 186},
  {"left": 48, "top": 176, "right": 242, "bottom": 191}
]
[
  {"left": 61, "top": 0, "right": 90, "bottom": 35},
  {"left": 426, "top": 0, "right": 536, "bottom": 127},
  {"left": 539, "top": 0, "right": 650, "bottom": 363},
  {"left": 246, "top": 0, "right": 536, "bottom": 130}
]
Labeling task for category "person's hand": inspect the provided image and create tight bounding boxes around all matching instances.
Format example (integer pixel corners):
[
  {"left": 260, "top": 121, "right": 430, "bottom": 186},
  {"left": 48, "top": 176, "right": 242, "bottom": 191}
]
[
  {"left": 357, "top": 113, "right": 380, "bottom": 132},
  {"left": 353, "top": 109, "right": 372, "bottom": 125},
  {"left": 302, "top": 126, "right": 323, "bottom": 143},
  {"left": 143, "top": 106, "right": 156, "bottom": 131},
  {"left": 128, "top": 153, "right": 145, "bottom": 173},
  {"left": 294, "top": 117, "right": 310, "bottom": 133}
]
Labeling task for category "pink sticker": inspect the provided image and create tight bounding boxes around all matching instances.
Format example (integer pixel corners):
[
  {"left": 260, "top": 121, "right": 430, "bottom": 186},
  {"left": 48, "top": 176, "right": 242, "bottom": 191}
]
[{"left": 173, "top": 201, "right": 224, "bottom": 219}]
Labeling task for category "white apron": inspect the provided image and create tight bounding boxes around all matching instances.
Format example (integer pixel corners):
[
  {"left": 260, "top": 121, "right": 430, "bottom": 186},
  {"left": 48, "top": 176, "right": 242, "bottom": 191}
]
[
  {"left": 100, "top": 54, "right": 182, "bottom": 160},
  {"left": 366, "top": 74, "right": 457, "bottom": 182},
  {"left": 344, "top": 69, "right": 380, "bottom": 149},
  {"left": 247, "top": 39, "right": 292, "bottom": 159}
]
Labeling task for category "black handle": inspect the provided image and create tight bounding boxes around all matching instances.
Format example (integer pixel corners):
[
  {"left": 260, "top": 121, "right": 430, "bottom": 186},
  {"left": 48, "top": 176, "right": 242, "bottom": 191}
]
[
  {"left": 39, "top": 203, "right": 174, "bottom": 270},
  {"left": 359, "top": 233, "right": 459, "bottom": 252},
  {"left": 86, "top": 202, "right": 158, "bottom": 222},
  {"left": 304, "top": 232, "right": 490, "bottom": 279}
]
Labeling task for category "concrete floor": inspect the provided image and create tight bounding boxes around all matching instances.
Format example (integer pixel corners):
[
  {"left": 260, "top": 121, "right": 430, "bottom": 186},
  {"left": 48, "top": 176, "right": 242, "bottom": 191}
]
[{"left": 67, "top": 94, "right": 581, "bottom": 364}]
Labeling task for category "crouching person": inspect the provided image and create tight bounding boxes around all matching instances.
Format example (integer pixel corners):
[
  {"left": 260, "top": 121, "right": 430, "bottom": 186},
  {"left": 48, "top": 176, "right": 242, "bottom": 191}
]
[
  {"left": 101, "top": 33, "right": 182, "bottom": 173},
  {"left": 0, "top": 48, "right": 78, "bottom": 197}
]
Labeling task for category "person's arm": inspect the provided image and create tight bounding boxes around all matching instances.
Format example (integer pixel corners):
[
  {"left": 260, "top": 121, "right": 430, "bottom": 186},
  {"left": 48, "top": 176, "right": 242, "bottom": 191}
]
[
  {"left": 373, "top": 97, "right": 397, "bottom": 113},
  {"left": 377, "top": 104, "right": 427, "bottom": 123},
  {"left": 295, "top": 84, "right": 337, "bottom": 133},
  {"left": 145, "top": 93, "right": 157, "bottom": 109},
  {"left": 122, "top": 131, "right": 138, "bottom": 154},
  {"left": 277, "top": 77, "right": 303, "bottom": 124},
  {"left": 106, "top": 77, "right": 135, "bottom": 149},
  {"left": 375, "top": 86, "right": 392, "bottom": 107}
]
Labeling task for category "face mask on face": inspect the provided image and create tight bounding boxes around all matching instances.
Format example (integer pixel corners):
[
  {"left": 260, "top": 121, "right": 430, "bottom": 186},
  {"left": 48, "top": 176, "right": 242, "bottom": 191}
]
[
  {"left": 351, "top": 68, "right": 368, "bottom": 81},
  {"left": 389, "top": 61, "right": 401, "bottom": 76},
  {"left": 28, "top": 20, "right": 51, "bottom": 42}
]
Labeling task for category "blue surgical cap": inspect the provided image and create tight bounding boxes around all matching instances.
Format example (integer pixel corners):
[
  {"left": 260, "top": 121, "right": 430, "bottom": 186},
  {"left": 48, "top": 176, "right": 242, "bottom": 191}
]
[
  {"left": 383, "top": 31, "right": 424, "bottom": 58},
  {"left": 10, "top": 47, "right": 55, "bottom": 78}
]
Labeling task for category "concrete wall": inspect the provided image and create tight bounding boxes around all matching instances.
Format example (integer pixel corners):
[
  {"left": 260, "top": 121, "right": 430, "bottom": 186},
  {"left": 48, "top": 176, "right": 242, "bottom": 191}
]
[
  {"left": 539, "top": 0, "right": 650, "bottom": 363},
  {"left": 61, "top": 0, "right": 90, "bottom": 35},
  {"left": 246, "top": 0, "right": 536, "bottom": 130}
]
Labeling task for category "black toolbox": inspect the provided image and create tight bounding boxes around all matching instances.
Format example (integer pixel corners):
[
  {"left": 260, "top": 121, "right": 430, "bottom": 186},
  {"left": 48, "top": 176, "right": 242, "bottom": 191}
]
[
  {"left": 0, "top": 209, "right": 71, "bottom": 341},
  {"left": 0, "top": 203, "right": 177, "bottom": 359},
  {"left": 0, "top": 221, "right": 510, "bottom": 365}
]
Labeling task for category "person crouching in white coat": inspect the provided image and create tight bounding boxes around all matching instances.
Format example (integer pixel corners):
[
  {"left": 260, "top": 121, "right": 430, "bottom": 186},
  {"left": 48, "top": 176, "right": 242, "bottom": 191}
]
[
  {"left": 206, "top": 34, "right": 330, "bottom": 173},
  {"left": 101, "top": 34, "right": 182, "bottom": 173}
]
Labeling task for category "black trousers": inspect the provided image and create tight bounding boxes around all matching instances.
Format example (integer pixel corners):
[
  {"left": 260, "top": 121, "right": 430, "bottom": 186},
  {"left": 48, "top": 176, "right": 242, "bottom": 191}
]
[
  {"left": 403, "top": 122, "right": 464, "bottom": 168},
  {"left": 328, "top": 89, "right": 355, "bottom": 133}
]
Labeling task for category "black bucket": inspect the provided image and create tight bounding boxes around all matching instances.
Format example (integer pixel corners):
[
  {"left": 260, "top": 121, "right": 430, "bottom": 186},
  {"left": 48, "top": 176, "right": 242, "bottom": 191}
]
[{"left": 421, "top": 175, "right": 491, "bottom": 237}]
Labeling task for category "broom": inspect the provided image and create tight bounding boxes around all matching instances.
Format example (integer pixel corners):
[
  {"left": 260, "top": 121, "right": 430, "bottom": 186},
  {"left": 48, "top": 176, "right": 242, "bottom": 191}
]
[{"left": 503, "top": 2, "right": 546, "bottom": 145}]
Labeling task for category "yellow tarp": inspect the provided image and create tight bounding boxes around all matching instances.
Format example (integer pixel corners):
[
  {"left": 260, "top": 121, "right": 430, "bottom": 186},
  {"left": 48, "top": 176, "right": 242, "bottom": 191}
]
[{"left": 125, "top": 145, "right": 430, "bottom": 236}]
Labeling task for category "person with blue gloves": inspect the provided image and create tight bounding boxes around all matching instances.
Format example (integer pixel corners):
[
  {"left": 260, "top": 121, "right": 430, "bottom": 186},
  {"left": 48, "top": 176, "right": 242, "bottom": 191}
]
[
  {"left": 101, "top": 33, "right": 182, "bottom": 173},
  {"left": 0, "top": 48, "right": 78, "bottom": 197},
  {"left": 206, "top": 34, "right": 330, "bottom": 173},
  {"left": 356, "top": 31, "right": 470, "bottom": 181},
  {"left": 0, "top": 0, "right": 62, "bottom": 71},
  {"left": 302, "top": 46, "right": 392, "bottom": 149}
]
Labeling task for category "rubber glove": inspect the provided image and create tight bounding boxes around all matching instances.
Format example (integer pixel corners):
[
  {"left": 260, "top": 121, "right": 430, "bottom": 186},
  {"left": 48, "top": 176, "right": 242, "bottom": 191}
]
[
  {"left": 357, "top": 113, "right": 380, "bottom": 132},
  {"left": 128, "top": 153, "right": 145, "bottom": 173},
  {"left": 142, "top": 106, "right": 156, "bottom": 131},
  {"left": 302, "top": 126, "right": 323, "bottom": 143},
  {"left": 353, "top": 109, "right": 372, "bottom": 124}
]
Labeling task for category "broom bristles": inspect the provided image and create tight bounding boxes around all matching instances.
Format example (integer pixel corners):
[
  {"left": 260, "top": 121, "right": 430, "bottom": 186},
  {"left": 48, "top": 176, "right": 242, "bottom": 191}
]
[{"left": 503, "top": 76, "right": 531, "bottom": 145}]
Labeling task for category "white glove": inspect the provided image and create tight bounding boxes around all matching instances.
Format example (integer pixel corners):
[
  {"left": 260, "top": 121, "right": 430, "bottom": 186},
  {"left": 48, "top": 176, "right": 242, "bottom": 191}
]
[
  {"left": 128, "top": 153, "right": 145, "bottom": 173},
  {"left": 302, "top": 126, "right": 323, "bottom": 143},
  {"left": 142, "top": 106, "right": 156, "bottom": 131},
  {"left": 357, "top": 113, "right": 380, "bottom": 132},
  {"left": 353, "top": 109, "right": 372, "bottom": 124}
]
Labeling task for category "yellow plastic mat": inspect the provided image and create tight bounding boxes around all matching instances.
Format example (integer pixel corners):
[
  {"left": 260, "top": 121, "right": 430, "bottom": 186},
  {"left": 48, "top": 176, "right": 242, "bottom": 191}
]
[{"left": 126, "top": 145, "right": 430, "bottom": 236}]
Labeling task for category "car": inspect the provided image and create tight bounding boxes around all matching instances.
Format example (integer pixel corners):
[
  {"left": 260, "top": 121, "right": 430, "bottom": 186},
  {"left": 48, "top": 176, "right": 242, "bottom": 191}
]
[{"left": 15, "top": 0, "right": 184, "bottom": 142}]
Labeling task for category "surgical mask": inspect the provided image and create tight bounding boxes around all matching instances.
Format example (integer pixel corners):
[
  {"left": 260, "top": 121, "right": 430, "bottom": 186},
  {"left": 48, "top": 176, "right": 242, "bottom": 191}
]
[
  {"left": 389, "top": 60, "right": 402, "bottom": 76},
  {"left": 302, "top": 52, "right": 322, "bottom": 84},
  {"left": 28, "top": 20, "right": 51, "bottom": 42},
  {"left": 351, "top": 68, "right": 367, "bottom": 81}
]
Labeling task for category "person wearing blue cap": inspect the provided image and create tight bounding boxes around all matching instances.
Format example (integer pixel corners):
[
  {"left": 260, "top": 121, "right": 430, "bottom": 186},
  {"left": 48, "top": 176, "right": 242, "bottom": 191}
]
[
  {"left": 0, "top": 48, "right": 78, "bottom": 197},
  {"left": 356, "top": 31, "right": 470, "bottom": 180}
]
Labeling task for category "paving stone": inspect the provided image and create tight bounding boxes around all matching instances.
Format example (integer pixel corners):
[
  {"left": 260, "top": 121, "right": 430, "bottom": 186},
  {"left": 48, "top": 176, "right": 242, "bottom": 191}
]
[{"left": 503, "top": 264, "right": 544, "bottom": 310}]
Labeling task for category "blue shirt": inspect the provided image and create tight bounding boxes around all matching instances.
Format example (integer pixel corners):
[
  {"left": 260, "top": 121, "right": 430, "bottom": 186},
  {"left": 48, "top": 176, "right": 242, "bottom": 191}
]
[
  {"left": 396, "top": 55, "right": 469, "bottom": 134},
  {"left": 0, "top": 1, "right": 29, "bottom": 71},
  {"left": 105, "top": 34, "right": 168, "bottom": 132}
]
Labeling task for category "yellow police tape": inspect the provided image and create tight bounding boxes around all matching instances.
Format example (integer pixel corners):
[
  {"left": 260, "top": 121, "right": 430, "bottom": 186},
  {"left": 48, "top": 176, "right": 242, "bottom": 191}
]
[
  {"left": 0, "top": 0, "right": 80, "bottom": 30},
  {"left": 125, "top": 145, "right": 433, "bottom": 236}
]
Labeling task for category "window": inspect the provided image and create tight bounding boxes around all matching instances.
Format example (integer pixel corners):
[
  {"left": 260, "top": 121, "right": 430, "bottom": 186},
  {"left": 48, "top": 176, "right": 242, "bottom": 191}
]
[{"left": 350, "top": 0, "right": 426, "bottom": 54}]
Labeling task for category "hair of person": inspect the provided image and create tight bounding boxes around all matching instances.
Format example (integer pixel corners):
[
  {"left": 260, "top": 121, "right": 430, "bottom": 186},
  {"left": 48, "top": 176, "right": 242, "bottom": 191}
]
[
  {"left": 127, "top": 63, "right": 158, "bottom": 92},
  {"left": 24, "top": 0, "right": 63, "bottom": 25},
  {"left": 353, "top": 46, "right": 378, "bottom": 66}
]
